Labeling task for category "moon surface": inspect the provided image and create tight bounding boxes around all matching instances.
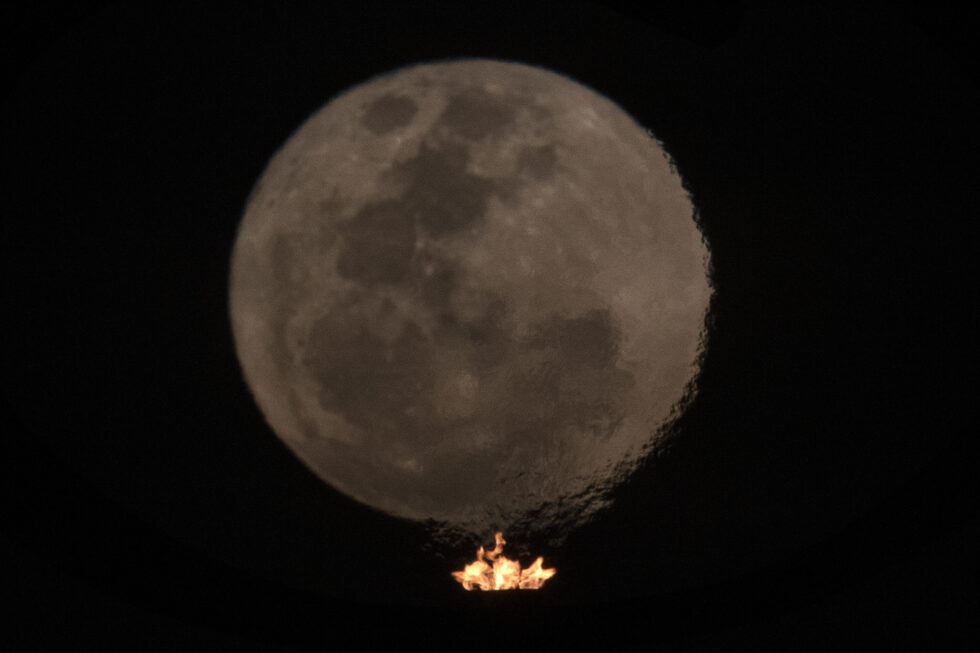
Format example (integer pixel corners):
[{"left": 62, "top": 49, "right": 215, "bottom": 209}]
[{"left": 229, "top": 59, "right": 711, "bottom": 542}]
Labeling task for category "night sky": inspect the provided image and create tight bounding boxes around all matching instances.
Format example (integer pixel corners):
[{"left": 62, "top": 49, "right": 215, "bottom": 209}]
[{"left": 3, "top": 2, "right": 976, "bottom": 650}]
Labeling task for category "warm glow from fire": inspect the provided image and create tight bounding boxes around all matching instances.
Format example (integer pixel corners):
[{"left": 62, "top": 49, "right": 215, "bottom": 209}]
[{"left": 451, "top": 532, "right": 556, "bottom": 591}]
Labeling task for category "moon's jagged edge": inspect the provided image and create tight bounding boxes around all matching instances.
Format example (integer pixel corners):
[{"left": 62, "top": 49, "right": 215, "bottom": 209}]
[{"left": 229, "top": 59, "right": 712, "bottom": 542}]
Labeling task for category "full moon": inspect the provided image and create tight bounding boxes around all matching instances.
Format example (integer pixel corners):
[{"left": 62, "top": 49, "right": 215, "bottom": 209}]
[{"left": 229, "top": 59, "right": 711, "bottom": 542}]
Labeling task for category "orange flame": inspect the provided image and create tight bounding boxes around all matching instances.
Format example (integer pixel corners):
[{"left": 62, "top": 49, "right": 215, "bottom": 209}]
[{"left": 451, "top": 532, "right": 556, "bottom": 591}]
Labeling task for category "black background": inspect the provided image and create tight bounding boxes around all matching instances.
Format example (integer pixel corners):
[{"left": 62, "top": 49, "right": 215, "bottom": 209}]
[{"left": 3, "top": 2, "right": 976, "bottom": 650}]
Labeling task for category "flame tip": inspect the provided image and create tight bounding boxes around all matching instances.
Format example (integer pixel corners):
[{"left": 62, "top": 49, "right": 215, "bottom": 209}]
[{"left": 451, "top": 532, "right": 555, "bottom": 591}]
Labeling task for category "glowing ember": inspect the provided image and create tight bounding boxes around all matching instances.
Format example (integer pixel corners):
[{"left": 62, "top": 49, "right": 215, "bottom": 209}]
[{"left": 451, "top": 532, "right": 556, "bottom": 591}]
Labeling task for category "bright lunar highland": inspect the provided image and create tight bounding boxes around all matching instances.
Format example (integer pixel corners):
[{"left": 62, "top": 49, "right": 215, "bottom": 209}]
[{"left": 229, "top": 59, "right": 711, "bottom": 543}]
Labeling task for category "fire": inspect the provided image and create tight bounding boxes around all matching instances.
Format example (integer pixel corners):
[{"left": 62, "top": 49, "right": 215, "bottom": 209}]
[{"left": 451, "top": 532, "right": 556, "bottom": 591}]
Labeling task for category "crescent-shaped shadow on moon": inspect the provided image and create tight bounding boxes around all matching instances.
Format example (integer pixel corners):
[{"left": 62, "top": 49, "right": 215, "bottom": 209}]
[{"left": 228, "top": 59, "right": 712, "bottom": 545}]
